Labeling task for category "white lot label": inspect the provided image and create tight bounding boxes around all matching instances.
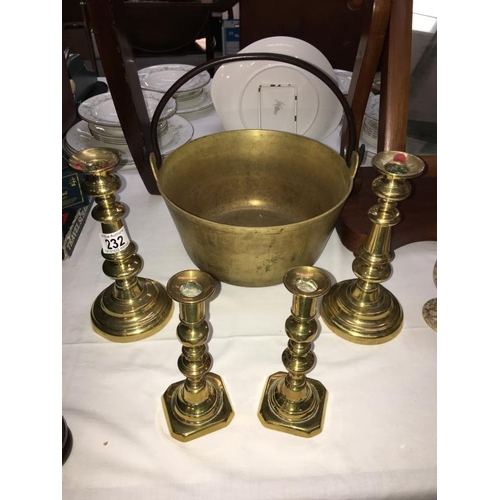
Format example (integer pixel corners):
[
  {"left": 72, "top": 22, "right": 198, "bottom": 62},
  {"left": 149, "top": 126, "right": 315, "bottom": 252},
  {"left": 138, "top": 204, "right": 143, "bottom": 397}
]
[{"left": 99, "top": 227, "right": 130, "bottom": 254}]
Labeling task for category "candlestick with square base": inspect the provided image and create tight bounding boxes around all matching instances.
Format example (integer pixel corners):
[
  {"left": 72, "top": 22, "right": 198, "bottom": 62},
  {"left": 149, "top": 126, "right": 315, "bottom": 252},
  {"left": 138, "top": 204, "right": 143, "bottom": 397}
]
[
  {"left": 258, "top": 266, "right": 331, "bottom": 437},
  {"left": 162, "top": 269, "right": 234, "bottom": 442}
]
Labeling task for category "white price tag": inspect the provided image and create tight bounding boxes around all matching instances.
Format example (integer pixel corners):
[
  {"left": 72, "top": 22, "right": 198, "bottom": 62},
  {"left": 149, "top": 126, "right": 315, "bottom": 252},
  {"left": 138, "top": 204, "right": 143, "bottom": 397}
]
[{"left": 99, "top": 227, "right": 130, "bottom": 254}]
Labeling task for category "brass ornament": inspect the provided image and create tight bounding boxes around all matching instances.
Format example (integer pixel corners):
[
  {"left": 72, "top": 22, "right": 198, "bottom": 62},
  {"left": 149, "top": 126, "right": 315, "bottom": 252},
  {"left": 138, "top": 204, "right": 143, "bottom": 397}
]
[
  {"left": 151, "top": 131, "right": 359, "bottom": 287},
  {"left": 68, "top": 148, "right": 173, "bottom": 342},
  {"left": 258, "top": 266, "right": 331, "bottom": 437},
  {"left": 149, "top": 52, "right": 360, "bottom": 288},
  {"left": 162, "top": 270, "right": 234, "bottom": 442},
  {"left": 321, "top": 151, "right": 425, "bottom": 344},
  {"left": 422, "top": 261, "right": 437, "bottom": 331}
]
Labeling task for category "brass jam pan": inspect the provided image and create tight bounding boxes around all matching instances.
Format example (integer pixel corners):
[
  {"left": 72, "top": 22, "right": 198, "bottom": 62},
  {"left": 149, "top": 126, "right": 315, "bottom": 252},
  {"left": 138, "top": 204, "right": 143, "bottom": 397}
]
[{"left": 150, "top": 53, "right": 359, "bottom": 287}]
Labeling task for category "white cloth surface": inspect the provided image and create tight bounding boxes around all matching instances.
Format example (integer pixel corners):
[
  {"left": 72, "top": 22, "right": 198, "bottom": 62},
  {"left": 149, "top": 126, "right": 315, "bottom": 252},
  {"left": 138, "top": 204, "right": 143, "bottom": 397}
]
[{"left": 62, "top": 104, "right": 437, "bottom": 500}]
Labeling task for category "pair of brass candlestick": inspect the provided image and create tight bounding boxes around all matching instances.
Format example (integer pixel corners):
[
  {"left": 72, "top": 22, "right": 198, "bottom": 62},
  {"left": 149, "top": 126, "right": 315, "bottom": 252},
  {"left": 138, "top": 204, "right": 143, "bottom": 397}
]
[
  {"left": 68, "top": 146, "right": 424, "bottom": 440},
  {"left": 164, "top": 265, "right": 332, "bottom": 440}
]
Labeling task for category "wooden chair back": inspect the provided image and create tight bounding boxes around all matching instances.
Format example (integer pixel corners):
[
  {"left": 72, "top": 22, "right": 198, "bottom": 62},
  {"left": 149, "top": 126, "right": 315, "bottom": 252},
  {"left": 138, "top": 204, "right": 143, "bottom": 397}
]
[
  {"left": 338, "top": 0, "right": 437, "bottom": 251},
  {"left": 84, "top": 0, "right": 393, "bottom": 194}
]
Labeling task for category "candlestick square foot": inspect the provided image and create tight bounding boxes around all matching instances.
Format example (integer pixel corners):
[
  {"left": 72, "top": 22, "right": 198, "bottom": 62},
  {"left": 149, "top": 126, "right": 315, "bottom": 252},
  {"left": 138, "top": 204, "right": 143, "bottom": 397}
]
[
  {"left": 321, "top": 279, "right": 403, "bottom": 345},
  {"left": 91, "top": 278, "right": 174, "bottom": 342},
  {"left": 258, "top": 372, "right": 328, "bottom": 438},
  {"left": 162, "top": 373, "right": 234, "bottom": 442}
]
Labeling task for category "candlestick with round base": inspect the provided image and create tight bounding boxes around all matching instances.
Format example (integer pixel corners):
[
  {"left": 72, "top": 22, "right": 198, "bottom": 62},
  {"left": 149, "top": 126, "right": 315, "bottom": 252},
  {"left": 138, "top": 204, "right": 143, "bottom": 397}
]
[
  {"left": 68, "top": 148, "right": 173, "bottom": 342},
  {"left": 321, "top": 151, "right": 425, "bottom": 345},
  {"left": 258, "top": 266, "right": 331, "bottom": 437},
  {"left": 162, "top": 269, "right": 234, "bottom": 442}
]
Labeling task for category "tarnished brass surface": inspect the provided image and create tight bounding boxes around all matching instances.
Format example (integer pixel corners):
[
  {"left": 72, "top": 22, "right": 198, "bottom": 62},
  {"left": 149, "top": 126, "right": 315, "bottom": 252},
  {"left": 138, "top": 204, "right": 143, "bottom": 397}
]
[
  {"left": 152, "top": 130, "right": 359, "bottom": 287},
  {"left": 322, "top": 151, "right": 425, "bottom": 344},
  {"left": 68, "top": 148, "right": 173, "bottom": 342},
  {"left": 162, "top": 270, "right": 234, "bottom": 441},
  {"left": 423, "top": 261, "right": 437, "bottom": 331},
  {"left": 258, "top": 266, "right": 331, "bottom": 437}
]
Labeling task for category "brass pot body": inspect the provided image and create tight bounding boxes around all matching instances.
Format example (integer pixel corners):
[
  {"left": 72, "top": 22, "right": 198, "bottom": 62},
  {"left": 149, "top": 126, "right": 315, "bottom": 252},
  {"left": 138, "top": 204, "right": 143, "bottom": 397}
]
[{"left": 156, "top": 130, "right": 357, "bottom": 287}]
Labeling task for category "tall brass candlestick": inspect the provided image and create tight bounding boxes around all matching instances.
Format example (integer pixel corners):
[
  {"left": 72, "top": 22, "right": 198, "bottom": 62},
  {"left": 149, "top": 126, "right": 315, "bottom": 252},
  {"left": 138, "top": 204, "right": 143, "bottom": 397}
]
[
  {"left": 321, "top": 151, "right": 425, "bottom": 344},
  {"left": 162, "top": 269, "right": 234, "bottom": 442},
  {"left": 258, "top": 266, "right": 331, "bottom": 437},
  {"left": 68, "top": 148, "right": 173, "bottom": 342}
]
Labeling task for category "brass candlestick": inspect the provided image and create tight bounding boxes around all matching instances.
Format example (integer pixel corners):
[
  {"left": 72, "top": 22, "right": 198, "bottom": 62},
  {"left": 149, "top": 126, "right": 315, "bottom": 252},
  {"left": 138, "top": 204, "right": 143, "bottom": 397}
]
[
  {"left": 321, "top": 151, "right": 425, "bottom": 345},
  {"left": 162, "top": 269, "right": 234, "bottom": 442},
  {"left": 258, "top": 266, "right": 331, "bottom": 437},
  {"left": 68, "top": 148, "right": 173, "bottom": 342}
]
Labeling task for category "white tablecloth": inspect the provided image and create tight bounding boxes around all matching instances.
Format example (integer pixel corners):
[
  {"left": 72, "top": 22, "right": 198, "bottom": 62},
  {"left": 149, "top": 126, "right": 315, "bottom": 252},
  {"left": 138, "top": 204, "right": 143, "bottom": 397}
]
[{"left": 62, "top": 104, "right": 437, "bottom": 500}]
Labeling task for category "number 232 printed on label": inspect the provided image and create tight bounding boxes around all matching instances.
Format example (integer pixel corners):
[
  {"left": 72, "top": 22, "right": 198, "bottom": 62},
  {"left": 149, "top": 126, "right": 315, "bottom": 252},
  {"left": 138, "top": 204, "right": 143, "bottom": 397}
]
[{"left": 99, "top": 227, "right": 130, "bottom": 254}]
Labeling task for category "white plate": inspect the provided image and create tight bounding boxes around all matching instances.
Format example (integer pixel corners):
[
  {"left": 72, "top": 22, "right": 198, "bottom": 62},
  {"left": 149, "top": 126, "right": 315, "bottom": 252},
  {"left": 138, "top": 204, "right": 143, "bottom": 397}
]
[
  {"left": 211, "top": 36, "right": 343, "bottom": 140},
  {"left": 78, "top": 91, "right": 176, "bottom": 127},
  {"left": 138, "top": 64, "right": 210, "bottom": 96},
  {"left": 64, "top": 115, "right": 194, "bottom": 165},
  {"left": 176, "top": 84, "right": 214, "bottom": 114}
]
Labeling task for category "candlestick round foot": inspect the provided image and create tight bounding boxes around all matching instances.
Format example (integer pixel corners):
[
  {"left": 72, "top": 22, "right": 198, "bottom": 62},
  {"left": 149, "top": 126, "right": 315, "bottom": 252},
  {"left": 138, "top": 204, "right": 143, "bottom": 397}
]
[
  {"left": 91, "top": 277, "right": 173, "bottom": 342},
  {"left": 162, "top": 373, "right": 234, "bottom": 442},
  {"left": 321, "top": 279, "right": 403, "bottom": 345},
  {"left": 258, "top": 372, "right": 328, "bottom": 437}
]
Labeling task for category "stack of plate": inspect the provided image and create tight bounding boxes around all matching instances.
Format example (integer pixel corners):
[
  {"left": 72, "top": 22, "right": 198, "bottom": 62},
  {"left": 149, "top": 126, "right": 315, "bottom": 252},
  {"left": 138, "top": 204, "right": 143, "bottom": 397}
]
[
  {"left": 64, "top": 90, "right": 194, "bottom": 166},
  {"left": 138, "top": 64, "right": 213, "bottom": 114},
  {"left": 79, "top": 90, "right": 176, "bottom": 144}
]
